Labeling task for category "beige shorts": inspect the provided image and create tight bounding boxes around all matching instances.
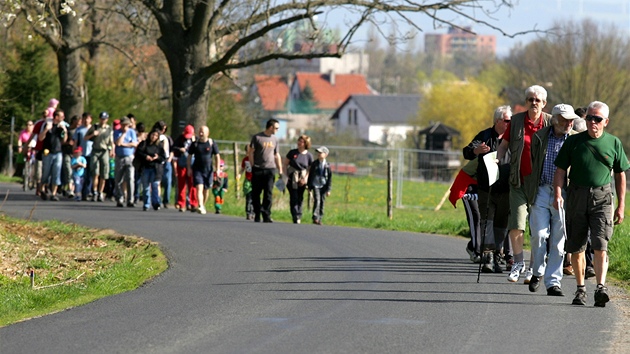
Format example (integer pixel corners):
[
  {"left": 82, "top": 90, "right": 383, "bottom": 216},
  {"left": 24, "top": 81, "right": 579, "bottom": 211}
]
[
  {"left": 508, "top": 184, "right": 529, "bottom": 231},
  {"left": 90, "top": 150, "right": 110, "bottom": 178}
]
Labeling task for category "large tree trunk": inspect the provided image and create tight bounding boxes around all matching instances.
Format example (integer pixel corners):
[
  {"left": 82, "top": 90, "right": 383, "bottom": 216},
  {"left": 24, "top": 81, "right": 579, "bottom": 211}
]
[
  {"left": 57, "top": 13, "right": 84, "bottom": 120},
  {"left": 158, "top": 29, "right": 212, "bottom": 137}
]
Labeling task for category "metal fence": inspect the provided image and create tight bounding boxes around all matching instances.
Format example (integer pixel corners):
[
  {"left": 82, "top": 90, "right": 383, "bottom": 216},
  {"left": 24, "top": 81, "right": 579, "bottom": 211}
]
[{"left": 215, "top": 140, "right": 462, "bottom": 209}]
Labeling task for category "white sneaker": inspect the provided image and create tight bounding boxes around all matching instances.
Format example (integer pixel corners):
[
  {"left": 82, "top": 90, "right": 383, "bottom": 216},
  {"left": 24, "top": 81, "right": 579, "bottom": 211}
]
[
  {"left": 198, "top": 206, "right": 207, "bottom": 215},
  {"left": 523, "top": 268, "right": 533, "bottom": 284},
  {"left": 508, "top": 261, "right": 525, "bottom": 282}
]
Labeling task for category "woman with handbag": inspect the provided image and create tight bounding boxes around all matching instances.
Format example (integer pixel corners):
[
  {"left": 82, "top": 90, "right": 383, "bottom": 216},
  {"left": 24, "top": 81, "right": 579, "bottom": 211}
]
[{"left": 284, "top": 135, "right": 314, "bottom": 224}]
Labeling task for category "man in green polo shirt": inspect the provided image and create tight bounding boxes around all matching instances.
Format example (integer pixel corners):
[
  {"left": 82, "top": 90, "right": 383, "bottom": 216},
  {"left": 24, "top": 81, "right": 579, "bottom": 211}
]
[{"left": 553, "top": 101, "right": 630, "bottom": 307}]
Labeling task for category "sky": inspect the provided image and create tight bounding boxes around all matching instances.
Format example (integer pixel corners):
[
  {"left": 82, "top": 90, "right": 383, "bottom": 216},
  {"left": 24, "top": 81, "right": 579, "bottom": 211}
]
[{"left": 323, "top": 0, "right": 630, "bottom": 57}]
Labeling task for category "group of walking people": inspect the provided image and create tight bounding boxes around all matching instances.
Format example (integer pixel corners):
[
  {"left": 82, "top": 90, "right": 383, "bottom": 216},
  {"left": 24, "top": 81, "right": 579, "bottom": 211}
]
[
  {"left": 18, "top": 108, "right": 333, "bottom": 224},
  {"left": 240, "top": 119, "right": 333, "bottom": 225},
  {"left": 460, "top": 85, "right": 628, "bottom": 308},
  {"left": 17, "top": 102, "right": 231, "bottom": 214}
]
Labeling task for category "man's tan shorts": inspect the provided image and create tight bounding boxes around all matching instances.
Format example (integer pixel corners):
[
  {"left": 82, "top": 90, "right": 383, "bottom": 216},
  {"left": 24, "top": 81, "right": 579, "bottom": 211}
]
[
  {"left": 508, "top": 184, "right": 529, "bottom": 231},
  {"left": 90, "top": 150, "right": 110, "bottom": 179}
]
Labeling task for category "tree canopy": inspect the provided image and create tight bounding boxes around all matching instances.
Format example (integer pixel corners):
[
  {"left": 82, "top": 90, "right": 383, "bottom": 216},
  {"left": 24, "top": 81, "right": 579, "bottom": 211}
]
[
  {"left": 416, "top": 78, "right": 503, "bottom": 149},
  {"left": 503, "top": 19, "right": 630, "bottom": 151}
]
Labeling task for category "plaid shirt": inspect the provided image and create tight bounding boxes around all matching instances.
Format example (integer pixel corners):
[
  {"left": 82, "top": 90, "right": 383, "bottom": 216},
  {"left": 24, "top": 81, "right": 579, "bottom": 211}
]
[{"left": 541, "top": 129, "right": 568, "bottom": 185}]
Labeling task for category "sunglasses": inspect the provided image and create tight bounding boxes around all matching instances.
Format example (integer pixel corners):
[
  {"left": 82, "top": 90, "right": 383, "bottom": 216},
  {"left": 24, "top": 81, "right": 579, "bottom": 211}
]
[
  {"left": 502, "top": 119, "right": 511, "bottom": 123},
  {"left": 585, "top": 115, "right": 605, "bottom": 123},
  {"left": 527, "top": 97, "right": 542, "bottom": 104}
]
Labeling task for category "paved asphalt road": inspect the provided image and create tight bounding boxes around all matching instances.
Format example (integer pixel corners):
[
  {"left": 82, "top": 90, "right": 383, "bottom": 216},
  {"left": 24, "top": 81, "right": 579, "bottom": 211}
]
[{"left": 0, "top": 182, "right": 626, "bottom": 353}]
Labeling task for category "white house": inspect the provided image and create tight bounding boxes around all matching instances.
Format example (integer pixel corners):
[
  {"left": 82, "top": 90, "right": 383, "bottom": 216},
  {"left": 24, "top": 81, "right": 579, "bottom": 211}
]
[{"left": 331, "top": 94, "right": 422, "bottom": 146}]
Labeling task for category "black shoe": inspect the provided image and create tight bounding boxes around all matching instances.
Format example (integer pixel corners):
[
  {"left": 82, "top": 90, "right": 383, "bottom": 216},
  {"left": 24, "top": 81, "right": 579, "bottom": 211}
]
[
  {"left": 127, "top": 203, "right": 135, "bottom": 208},
  {"left": 594, "top": 285, "right": 610, "bottom": 307},
  {"left": 254, "top": 215, "right": 261, "bottom": 222},
  {"left": 572, "top": 289, "right": 587, "bottom": 306},
  {"left": 585, "top": 267, "right": 596, "bottom": 279},
  {"left": 143, "top": 206, "right": 148, "bottom": 211},
  {"left": 163, "top": 203, "right": 169, "bottom": 209},
  {"left": 529, "top": 275, "right": 541, "bottom": 292},
  {"left": 215, "top": 210, "right": 220, "bottom": 214},
  {"left": 547, "top": 286, "right": 564, "bottom": 296},
  {"left": 263, "top": 218, "right": 273, "bottom": 223},
  {"left": 153, "top": 204, "right": 160, "bottom": 211},
  {"left": 50, "top": 195, "right": 59, "bottom": 201},
  {"left": 493, "top": 258, "right": 503, "bottom": 274},
  {"left": 481, "top": 253, "right": 494, "bottom": 273},
  {"left": 117, "top": 202, "right": 124, "bottom": 207}
]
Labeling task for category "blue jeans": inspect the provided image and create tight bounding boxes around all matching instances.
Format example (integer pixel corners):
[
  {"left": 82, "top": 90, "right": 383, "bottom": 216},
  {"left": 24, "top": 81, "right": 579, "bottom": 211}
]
[
  {"left": 142, "top": 168, "right": 161, "bottom": 209},
  {"left": 72, "top": 175, "right": 83, "bottom": 199},
  {"left": 529, "top": 184, "right": 566, "bottom": 289},
  {"left": 42, "top": 152, "right": 63, "bottom": 187},
  {"left": 161, "top": 161, "right": 173, "bottom": 205}
]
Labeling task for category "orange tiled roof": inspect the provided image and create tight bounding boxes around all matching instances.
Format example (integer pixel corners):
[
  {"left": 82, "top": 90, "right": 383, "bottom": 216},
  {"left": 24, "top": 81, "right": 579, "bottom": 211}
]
[
  {"left": 294, "top": 72, "right": 373, "bottom": 110},
  {"left": 254, "top": 75, "right": 289, "bottom": 111}
]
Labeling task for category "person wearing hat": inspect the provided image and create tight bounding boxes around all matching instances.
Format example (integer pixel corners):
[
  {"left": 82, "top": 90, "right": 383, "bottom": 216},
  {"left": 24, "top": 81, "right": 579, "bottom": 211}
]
[
  {"left": 554, "top": 101, "right": 630, "bottom": 307},
  {"left": 173, "top": 124, "right": 198, "bottom": 212},
  {"left": 525, "top": 103, "right": 579, "bottom": 297},
  {"left": 307, "top": 146, "right": 332, "bottom": 225},
  {"left": 113, "top": 116, "right": 138, "bottom": 207},
  {"left": 70, "top": 146, "right": 87, "bottom": 201},
  {"left": 85, "top": 111, "right": 114, "bottom": 202}
]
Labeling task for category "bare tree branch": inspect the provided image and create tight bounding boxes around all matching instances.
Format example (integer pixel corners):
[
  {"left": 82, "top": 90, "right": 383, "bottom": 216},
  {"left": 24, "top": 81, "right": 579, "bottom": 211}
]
[{"left": 206, "top": 10, "right": 323, "bottom": 75}]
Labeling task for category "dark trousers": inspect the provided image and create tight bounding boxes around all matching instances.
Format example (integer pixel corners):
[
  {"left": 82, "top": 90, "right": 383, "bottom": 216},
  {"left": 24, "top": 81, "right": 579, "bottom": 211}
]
[
  {"left": 288, "top": 184, "right": 307, "bottom": 222},
  {"left": 244, "top": 192, "right": 254, "bottom": 217},
  {"left": 252, "top": 168, "right": 275, "bottom": 221},
  {"left": 478, "top": 189, "right": 510, "bottom": 251},
  {"left": 462, "top": 197, "right": 480, "bottom": 253},
  {"left": 312, "top": 187, "right": 327, "bottom": 222},
  {"left": 81, "top": 158, "right": 93, "bottom": 199}
]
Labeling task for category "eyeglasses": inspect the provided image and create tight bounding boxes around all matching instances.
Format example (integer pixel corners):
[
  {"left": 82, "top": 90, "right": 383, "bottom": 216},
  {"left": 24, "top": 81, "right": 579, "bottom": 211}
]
[
  {"left": 527, "top": 97, "right": 542, "bottom": 103},
  {"left": 502, "top": 119, "right": 511, "bottom": 123},
  {"left": 585, "top": 114, "right": 605, "bottom": 123}
]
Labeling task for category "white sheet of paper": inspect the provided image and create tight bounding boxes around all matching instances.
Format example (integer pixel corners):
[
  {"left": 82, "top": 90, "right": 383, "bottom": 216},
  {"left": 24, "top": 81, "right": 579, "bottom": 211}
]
[{"left": 483, "top": 151, "right": 500, "bottom": 186}]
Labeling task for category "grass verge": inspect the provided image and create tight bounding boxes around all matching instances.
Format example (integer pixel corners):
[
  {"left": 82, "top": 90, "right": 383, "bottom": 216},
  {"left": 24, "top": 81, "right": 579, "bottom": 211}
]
[{"left": 0, "top": 215, "right": 168, "bottom": 327}]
